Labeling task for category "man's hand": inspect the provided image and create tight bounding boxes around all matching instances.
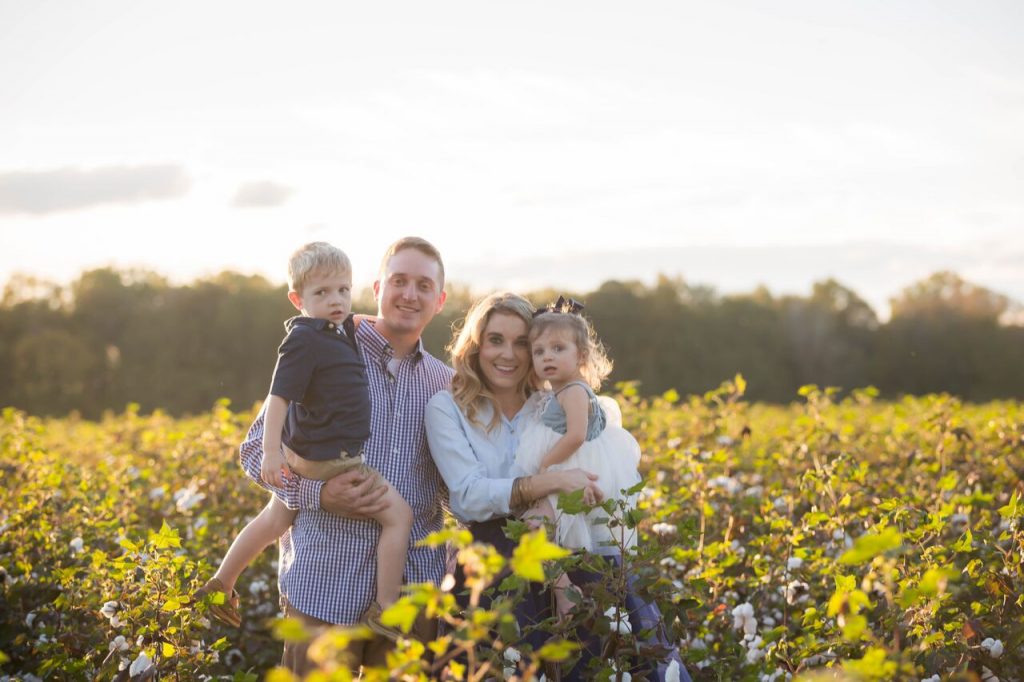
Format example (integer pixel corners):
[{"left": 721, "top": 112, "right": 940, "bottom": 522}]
[{"left": 319, "top": 468, "right": 389, "bottom": 518}]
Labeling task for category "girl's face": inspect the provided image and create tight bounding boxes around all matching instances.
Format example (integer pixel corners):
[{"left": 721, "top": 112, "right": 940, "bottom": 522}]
[
  {"left": 477, "top": 312, "right": 531, "bottom": 395},
  {"left": 531, "top": 326, "right": 582, "bottom": 387}
]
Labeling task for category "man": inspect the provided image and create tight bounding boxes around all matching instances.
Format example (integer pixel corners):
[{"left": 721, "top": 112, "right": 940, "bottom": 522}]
[{"left": 238, "top": 237, "right": 451, "bottom": 672}]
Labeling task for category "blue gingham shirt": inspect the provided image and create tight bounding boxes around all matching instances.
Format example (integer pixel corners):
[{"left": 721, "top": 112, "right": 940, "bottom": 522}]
[{"left": 240, "top": 320, "right": 454, "bottom": 624}]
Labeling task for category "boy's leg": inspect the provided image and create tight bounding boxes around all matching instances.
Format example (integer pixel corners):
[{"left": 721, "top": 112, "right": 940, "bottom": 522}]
[
  {"left": 368, "top": 480, "right": 413, "bottom": 607},
  {"left": 213, "top": 495, "right": 296, "bottom": 592}
]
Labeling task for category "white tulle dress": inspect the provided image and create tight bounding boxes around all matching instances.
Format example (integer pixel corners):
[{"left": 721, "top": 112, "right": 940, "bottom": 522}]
[{"left": 515, "top": 381, "right": 642, "bottom": 554}]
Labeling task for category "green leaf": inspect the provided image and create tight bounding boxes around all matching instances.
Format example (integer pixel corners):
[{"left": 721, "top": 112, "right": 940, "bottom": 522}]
[
  {"left": 510, "top": 529, "right": 570, "bottom": 582},
  {"left": 381, "top": 599, "right": 419, "bottom": 634},
  {"left": 161, "top": 597, "right": 181, "bottom": 612},
  {"left": 556, "top": 488, "right": 587, "bottom": 515},
  {"left": 734, "top": 374, "right": 746, "bottom": 395},
  {"left": 272, "top": 617, "right": 311, "bottom": 643},
  {"left": 999, "top": 491, "right": 1022, "bottom": 519},
  {"left": 952, "top": 529, "right": 973, "bottom": 553},
  {"left": 841, "top": 614, "right": 868, "bottom": 641},
  {"left": 537, "top": 639, "right": 579, "bottom": 662},
  {"left": 161, "top": 641, "right": 175, "bottom": 658},
  {"left": 265, "top": 667, "right": 299, "bottom": 682},
  {"left": 418, "top": 527, "right": 473, "bottom": 548},
  {"left": 839, "top": 527, "right": 903, "bottom": 565},
  {"left": 149, "top": 520, "right": 181, "bottom": 549}
]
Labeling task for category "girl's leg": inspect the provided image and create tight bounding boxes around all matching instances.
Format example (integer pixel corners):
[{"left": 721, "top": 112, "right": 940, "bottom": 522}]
[
  {"left": 368, "top": 481, "right": 413, "bottom": 608},
  {"left": 213, "top": 495, "right": 296, "bottom": 592}
]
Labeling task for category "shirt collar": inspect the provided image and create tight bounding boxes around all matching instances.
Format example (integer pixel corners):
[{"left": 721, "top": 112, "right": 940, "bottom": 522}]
[
  {"left": 285, "top": 315, "right": 343, "bottom": 333},
  {"left": 356, "top": 318, "right": 425, "bottom": 363}
]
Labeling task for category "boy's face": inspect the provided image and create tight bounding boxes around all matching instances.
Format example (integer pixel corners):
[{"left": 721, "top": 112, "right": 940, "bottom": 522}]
[{"left": 288, "top": 269, "right": 353, "bottom": 323}]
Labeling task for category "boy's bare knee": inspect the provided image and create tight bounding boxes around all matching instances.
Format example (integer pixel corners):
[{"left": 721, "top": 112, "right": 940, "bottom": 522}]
[{"left": 377, "top": 489, "right": 413, "bottom": 529}]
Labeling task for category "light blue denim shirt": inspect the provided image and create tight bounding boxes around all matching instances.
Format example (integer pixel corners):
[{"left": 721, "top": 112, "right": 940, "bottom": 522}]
[{"left": 425, "top": 390, "right": 540, "bottom": 523}]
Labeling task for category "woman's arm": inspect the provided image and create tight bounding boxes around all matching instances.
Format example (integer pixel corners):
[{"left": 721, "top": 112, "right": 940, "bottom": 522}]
[
  {"left": 511, "top": 468, "right": 603, "bottom": 512},
  {"left": 538, "top": 384, "right": 589, "bottom": 470},
  {"left": 425, "top": 393, "right": 517, "bottom": 522}
]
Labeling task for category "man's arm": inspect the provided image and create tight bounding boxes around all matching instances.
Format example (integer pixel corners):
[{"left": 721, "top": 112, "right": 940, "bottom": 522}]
[
  {"left": 241, "top": 404, "right": 390, "bottom": 517},
  {"left": 240, "top": 406, "right": 324, "bottom": 511}
]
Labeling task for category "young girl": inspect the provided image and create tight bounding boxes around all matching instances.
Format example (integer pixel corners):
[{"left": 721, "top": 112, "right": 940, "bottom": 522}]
[{"left": 515, "top": 301, "right": 642, "bottom": 617}]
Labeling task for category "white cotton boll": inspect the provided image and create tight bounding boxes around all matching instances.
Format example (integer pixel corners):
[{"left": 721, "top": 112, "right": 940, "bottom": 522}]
[
  {"left": 248, "top": 579, "right": 268, "bottom": 596},
  {"left": 730, "top": 540, "right": 746, "bottom": 557},
  {"left": 69, "top": 537, "right": 84, "bottom": 554},
  {"left": 708, "top": 476, "right": 742, "bottom": 495},
  {"left": 688, "top": 637, "right": 706, "bottom": 650},
  {"left": 109, "top": 615, "right": 123, "bottom": 628},
  {"left": 981, "top": 638, "right": 1004, "bottom": 658},
  {"left": 949, "top": 513, "right": 969, "bottom": 528},
  {"left": 787, "top": 557, "right": 803, "bottom": 571},
  {"left": 109, "top": 635, "right": 129, "bottom": 652},
  {"left": 716, "top": 435, "right": 735, "bottom": 446},
  {"left": 149, "top": 486, "right": 166, "bottom": 500},
  {"left": 25, "top": 612, "right": 36, "bottom": 628},
  {"left": 744, "top": 486, "right": 764, "bottom": 498},
  {"left": 651, "top": 522, "right": 676, "bottom": 536},
  {"left": 100, "top": 601, "right": 120, "bottom": 619},
  {"left": 832, "top": 529, "right": 845, "bottom": 541},
  {"left": 773, "top": 496, "right": 788, "bottom": 512},
  {"left": 981, "top": 666, "right": 999, "bottom": 682},
  {"left": 920, "top": 676, "right": 940, "bottom": 682},
  {"left": 762, "top": 615, "right": 777, "bottom": 627},
  {"left": 732, "top": 603, "right": 757, "bottom": 636},
  {"left": 129, "top": 652, "right": 153, "bottom": 677},
  {"left": 174, "top": 484, "right": 206, "bottom": 513},
  {"left": 785, "top": 580, "right": 809, "bottom": 605},
  {"left": 504, "top": 647, "right": 522, "bottom": 663},
  {"left": 604, "top": 607, "right": 632, "bottom": 635}
]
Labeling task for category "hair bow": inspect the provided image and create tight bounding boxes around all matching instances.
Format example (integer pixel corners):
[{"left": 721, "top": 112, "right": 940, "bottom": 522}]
[{"left": 534, "top": 295, "right": 585, "bottom": 317}]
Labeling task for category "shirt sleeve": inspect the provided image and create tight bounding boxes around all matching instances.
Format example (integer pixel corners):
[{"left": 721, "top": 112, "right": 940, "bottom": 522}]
[
  {"left": 269, "top": 327, "right": 317, "bottom": 402},
  {"left": 424, "top": 392, "right": 514, "bottom": 522},
  {"left": 239, "top": 404, "right": 325, "bottom": 512}
]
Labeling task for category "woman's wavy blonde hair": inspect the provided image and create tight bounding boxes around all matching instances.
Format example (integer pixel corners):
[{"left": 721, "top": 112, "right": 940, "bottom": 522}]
[{"left": 449, "top": 292, "right": 537, "bottom": 430}]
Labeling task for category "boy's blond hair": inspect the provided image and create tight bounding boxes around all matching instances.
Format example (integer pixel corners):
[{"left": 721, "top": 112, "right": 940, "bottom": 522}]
[{"left": 288, "top": 242, "right": 351, "bottom": 292}]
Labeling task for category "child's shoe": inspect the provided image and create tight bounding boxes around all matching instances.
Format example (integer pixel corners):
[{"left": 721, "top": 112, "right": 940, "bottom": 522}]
[
  {"left": 360, "top": 600, "right": 402, "bottom": 641},
  {"left": 194, "top": 577, "right": 242, "bottom": 627}
]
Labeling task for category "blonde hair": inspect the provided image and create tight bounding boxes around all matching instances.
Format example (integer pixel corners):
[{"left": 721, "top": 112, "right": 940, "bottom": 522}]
[
  {"left": 529, "top": 312, "right": 613, "bottom": 390},
  {"left": 288, "top": 242, "right": 351, "bottom": 292},
  {"left": 449, "top": 292, "right": 536, "bottom": 430},
  {"left": 379, "top": 236, "right": 445, "bottom": 289}
]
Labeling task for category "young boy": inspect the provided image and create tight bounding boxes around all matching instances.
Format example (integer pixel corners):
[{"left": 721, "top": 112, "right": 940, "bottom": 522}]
[{"left": 197, "top": 241, "right": 412, "bottom": 639}]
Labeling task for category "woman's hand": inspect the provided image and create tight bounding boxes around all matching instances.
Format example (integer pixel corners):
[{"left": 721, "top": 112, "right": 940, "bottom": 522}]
[{"left": 555, "top": 468, "right": 603, "bottom": 506}]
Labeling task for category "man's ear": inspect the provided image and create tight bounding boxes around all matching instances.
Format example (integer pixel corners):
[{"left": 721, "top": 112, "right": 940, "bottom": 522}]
[
  {"left": 372, "top": 280, "right": 381, "bottom": 302},
  {"left": 287, "top": 290, "right": 304, "bottom": 311},
  {"left": 435, "top": 289, "right": 447, "bottom": 313}
]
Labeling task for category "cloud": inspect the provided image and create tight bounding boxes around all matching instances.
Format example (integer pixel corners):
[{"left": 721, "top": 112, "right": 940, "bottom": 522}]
[
  {"left": 231, "top": 181, "right": 294, "bottom": 208},
  {"left": 0, "top": 164, "right": 190, "bottom": 215}
]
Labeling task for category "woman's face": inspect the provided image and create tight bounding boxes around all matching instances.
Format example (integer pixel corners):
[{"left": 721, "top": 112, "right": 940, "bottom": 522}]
[{"left": 477, "top": 312, "right": 530, "bottom": 396}]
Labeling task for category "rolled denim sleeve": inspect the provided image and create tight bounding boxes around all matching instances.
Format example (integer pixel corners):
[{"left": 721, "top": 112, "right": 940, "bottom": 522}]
[
  {"left": 425, "top": 391, "right": 514, "bottom": 522},
  {"left": 239, "top": 406, "right": 324, "bottom": 512}
]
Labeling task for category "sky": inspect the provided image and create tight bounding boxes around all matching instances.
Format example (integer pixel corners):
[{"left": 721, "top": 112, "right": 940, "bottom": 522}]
[{"left": 1, "top": 0, "right": 1022, "bottom": 317}]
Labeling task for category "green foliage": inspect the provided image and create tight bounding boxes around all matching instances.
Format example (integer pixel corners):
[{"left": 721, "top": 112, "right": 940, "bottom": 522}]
[
  {"left": 2, "top": 384, "right": 1024, "bottom": 680},
  {"left": 3, "top": 268, "right": 1024, "bottom": 418}
]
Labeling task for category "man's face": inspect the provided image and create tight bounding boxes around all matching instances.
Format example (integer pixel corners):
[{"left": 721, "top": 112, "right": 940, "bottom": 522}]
[{"left": 373, "top": 248, "right": 446, "bottom": 337}]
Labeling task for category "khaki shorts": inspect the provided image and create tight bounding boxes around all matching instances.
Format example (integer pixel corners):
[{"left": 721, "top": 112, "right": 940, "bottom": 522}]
[{"left": 283, "top": 444, "right": 381, "bottom": 484}]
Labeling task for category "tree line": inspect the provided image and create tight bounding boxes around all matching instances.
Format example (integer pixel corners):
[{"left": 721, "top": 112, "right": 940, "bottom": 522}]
[{"left": 2, "top": 268, "right": 1022, "bottom": 417}]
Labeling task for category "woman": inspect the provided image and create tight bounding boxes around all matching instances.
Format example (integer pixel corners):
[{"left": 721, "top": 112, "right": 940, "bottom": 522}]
[{"left": 425, "top": 292, "right": 690, "bottom": 682}]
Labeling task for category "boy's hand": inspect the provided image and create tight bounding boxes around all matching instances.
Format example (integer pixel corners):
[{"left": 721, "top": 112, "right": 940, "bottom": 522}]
[{"left": 261, "top": 445, "right": 293, "bottom": 488}]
